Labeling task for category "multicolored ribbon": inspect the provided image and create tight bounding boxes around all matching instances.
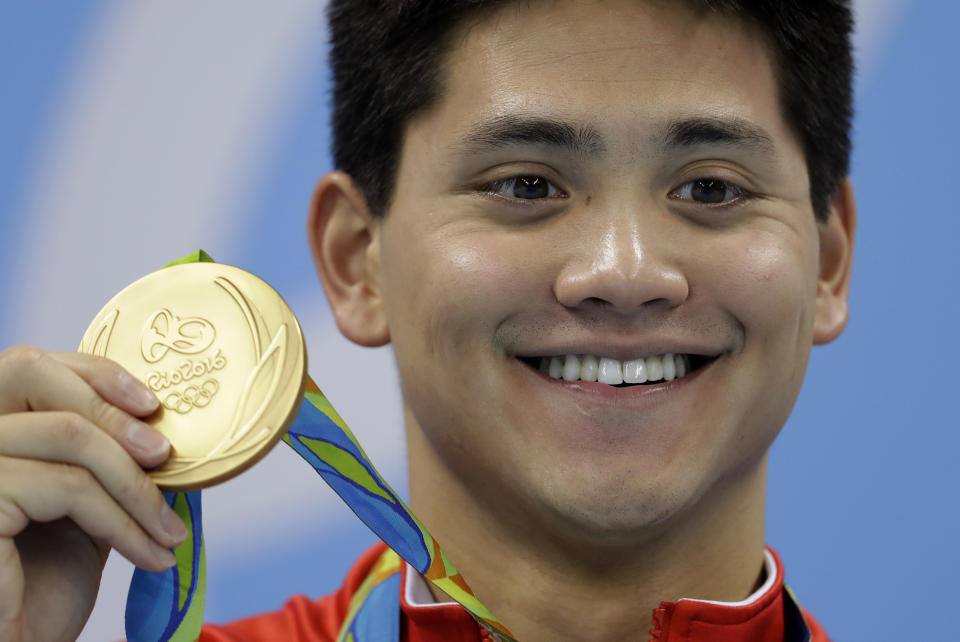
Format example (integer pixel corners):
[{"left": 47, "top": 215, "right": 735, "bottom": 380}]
[{"left": 125, "top": 252, "right": 515, "bottom": 642}]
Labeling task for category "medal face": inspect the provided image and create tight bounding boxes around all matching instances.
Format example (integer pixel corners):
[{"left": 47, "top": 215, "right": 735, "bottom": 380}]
[{"left": 80, "top": 263, "right": 307, "bottom": 490}]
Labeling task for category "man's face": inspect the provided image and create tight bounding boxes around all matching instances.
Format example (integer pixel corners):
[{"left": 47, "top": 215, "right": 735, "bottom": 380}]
[{"left": 375, "top": 0, "right": 823, "bottom": 537}]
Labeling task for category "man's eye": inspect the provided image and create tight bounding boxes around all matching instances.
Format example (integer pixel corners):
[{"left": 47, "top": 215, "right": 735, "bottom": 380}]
[
  {"left": 485, "top": 175, "right": 565, "bottom": 200},
  {"left": 669, "top": 178, "right": 744, "bottom": 206}
]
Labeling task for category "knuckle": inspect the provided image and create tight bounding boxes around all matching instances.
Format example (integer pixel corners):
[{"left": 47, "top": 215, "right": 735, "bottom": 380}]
[
  {"left": 85, "top": 394, "right": 123, "bottom": 433},
  {"left": 117, "top": 508, "right": 139, "bottom": 540},
  {"left": 0, "top": 344, "right": 45, "bottom": 370},
  {"left": 93, "top": 353, "right": 133, "bottom": 379},
  {"left": 86, "top": 353, "right": 124, "bottom": 378},
  {"left": 0, "top": 495, "right": 27, "bottom": 535},
  {"left": 115, "top": 470, "right": 163, "bottom": 531},
  {"left": 57, "top": 412, "right": 93, "bottom": 444},
  {"left": 124, "top": 469, "right": 159, "bottom": 506},
  {"left": 54, "top": 463, "right": 94, "bottom": 493},
  {"left": 113, "top": 466, "right": 140, "bottom": 500}
]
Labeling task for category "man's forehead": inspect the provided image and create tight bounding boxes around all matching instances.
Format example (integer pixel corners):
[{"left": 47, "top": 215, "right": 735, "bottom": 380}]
[
  {"left": 449, "top": 0, "right": 769, "bottom": 70},
  {"left": 414, "top": 0, "right": 794, "bottom": 163},
  {"left": 441, "top": 2, "right": 777, "bottom": 107}
]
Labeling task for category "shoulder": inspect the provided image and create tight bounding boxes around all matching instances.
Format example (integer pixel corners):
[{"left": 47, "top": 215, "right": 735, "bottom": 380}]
[{"left": 198, "top": 542, "right": 390, "bottom": 642}]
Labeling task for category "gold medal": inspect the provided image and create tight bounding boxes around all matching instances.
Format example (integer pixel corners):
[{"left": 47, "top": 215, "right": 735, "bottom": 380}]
[{"left": 79, "top": 263, "right": 307, "bottom": 490}]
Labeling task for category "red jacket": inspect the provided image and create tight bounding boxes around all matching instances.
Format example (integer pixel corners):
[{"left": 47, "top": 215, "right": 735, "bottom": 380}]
[{"left": 199, "top": 543, "right": 829, "bottom": 642}]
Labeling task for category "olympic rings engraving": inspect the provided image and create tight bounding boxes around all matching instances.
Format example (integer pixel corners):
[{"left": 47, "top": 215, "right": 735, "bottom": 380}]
[{"left": 163, "top": 378, "right": 220, "bottom": 414}]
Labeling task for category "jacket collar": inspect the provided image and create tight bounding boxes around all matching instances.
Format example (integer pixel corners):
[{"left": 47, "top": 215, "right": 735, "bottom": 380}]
[{"left": 401, "top": 547, "right": 812, "bottom": 642}]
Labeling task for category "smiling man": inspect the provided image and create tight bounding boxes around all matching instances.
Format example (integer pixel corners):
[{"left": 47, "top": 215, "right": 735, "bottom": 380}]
[
  {"left": 297, "top": 0, "right": 854, "bottom": 639},
  {"left": 0, "top": 1, "right": 854, "bottom": 641}
]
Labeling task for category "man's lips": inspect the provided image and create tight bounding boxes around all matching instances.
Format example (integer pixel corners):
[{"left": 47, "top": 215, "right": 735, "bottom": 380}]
[
  {"left": 515, "top": 351, "right": 720, "bottom": 387},
  {"left": 513, "top": 352, "right": 720, "bottom": 407}
]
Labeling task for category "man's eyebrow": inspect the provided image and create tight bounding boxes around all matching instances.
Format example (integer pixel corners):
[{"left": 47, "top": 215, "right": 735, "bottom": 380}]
[
  {"left": 663, "top": 117, "right": 776, "bottom": 155},
  {"left": 454, "top": 114, "right": 605, "bottom": 156}
]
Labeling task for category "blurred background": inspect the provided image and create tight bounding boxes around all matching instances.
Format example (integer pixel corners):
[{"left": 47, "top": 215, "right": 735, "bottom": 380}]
[{"left": 0, "top": 1, "right": 956, "bottom": 640}]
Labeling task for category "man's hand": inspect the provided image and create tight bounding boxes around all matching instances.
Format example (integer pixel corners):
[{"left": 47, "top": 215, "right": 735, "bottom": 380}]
[{"left": 0, "top": 345, "right": 188, "bottom": 641}]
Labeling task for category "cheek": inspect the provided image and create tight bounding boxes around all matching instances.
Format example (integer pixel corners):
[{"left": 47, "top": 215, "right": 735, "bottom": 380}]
[
  {"left": 379, "top": 226, "right": 535, "bottom": 465},
  {"left": 381, "top": 225, "right": 534, "bottom": 362},
  {"left": 704, "top": 230, "right": 818, "bottom": 343},
  {"left": 699, "top": 228, "right": 821, "bottom": 443},
  {"left": 689, "top": 229, "right": 820, "bottom": 472}
]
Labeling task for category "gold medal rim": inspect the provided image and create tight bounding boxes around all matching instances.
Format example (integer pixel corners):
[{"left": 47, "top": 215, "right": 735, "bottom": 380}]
[{"left": 79, "top": 262, "right": 307, "bottom": 491}]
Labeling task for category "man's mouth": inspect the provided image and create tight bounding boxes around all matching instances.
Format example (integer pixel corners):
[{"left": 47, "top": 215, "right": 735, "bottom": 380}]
[{"left": 519, "top": 353, "right": 716, "bottom": 387}]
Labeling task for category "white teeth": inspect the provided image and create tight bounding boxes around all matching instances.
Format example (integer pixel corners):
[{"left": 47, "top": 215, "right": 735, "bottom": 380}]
[
  {"left": 562, "top": 354, "right": 581, "bottom": 381},
  {"left": 623, "top": 358, "right": 648, "bottom": 383},
  {"left": 537, "top": 352, "right": 698, "bottom": 386},
  {"left": 662, "top": 353, "right": 676, "bottom": 381},
  {"left": 597, "top": 358, "right": 623, "bottom": 385},
  {"left": 548, "top": 356, "right": 563, "bottom": 379},
  {"left": 579, "top": 355, "right": 599, "bottom": 382},
  {"left": 645, "top": 355, "right": 664, "bottom": 382}
]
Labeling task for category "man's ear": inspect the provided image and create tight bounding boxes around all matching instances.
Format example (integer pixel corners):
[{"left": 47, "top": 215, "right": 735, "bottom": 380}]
[
  {"left": 307, "top": 171, "right": 390, "bottom": 347},
  {"left": 813, "top": 177, "right": 857, "bottom": 345}
]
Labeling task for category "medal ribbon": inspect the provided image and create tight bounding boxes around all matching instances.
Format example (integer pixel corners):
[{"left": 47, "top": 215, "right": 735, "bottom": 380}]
[{"left": 124, "top": 252, "right": 515, "bottom": 642}]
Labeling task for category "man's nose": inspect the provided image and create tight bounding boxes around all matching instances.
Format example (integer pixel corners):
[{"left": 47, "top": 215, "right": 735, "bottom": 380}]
[{"left": 553, "top": 209, "right": 689, "bottom": 313}]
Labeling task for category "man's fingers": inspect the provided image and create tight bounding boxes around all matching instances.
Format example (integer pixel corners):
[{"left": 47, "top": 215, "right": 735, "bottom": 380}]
[
  {"left": 0, "top": 346, "right": 169, "bottom": 467},
  {"left": 48, "top": 351, "right": 159, "bottom": 418},
  {"left": 0, "top": 456, "right": 178, "bottom": 572},
  {"left": 0, "top": 412, "right": 188, "bottom": 550},
  {"left": 0, "top": 537, "right": 25, "bottom": 638}
]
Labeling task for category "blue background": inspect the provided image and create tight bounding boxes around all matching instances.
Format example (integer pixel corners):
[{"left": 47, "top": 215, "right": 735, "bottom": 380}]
[{"left": 1, "top": 1, "right": 956, "bottom": 640}]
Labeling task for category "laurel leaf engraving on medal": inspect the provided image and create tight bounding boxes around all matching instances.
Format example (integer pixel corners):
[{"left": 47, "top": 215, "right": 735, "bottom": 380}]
[
  {"left": 213, "top": 276, "right": 270, "bottom": 360},
  {"left": 226, "top": 323, "right": 287, "bottom": 446},
  {"left": 80, "top": 309, "right": 119, "bottom": 357}
]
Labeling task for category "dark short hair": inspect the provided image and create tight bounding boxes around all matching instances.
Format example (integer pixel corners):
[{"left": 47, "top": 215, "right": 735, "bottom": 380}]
[{"left": 327, "top": 0, "right": 853, "bottom": 222}]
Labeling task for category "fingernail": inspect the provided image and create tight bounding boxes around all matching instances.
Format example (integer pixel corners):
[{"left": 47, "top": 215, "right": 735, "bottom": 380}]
[
  {"left": 124, "top": 376, "right": 159, "bottom": 412},
  {"left": 126, "top": 420, "right": 169, "bottom": 458},
  {"left": 161, "top": 504, "right": 189, "bottom": 543},
  {"left": 151, "top": 540, "right": 177, "bottom": 569}
]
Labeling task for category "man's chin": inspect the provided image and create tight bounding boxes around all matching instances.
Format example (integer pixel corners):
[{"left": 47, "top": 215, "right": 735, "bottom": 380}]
[{"left": 523, "top": 477, "right": 704, "bottom": 550}]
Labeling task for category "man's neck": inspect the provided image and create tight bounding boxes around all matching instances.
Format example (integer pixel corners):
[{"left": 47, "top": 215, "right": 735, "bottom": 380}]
[{"left": 407, "top": 422, "right": 769, "bottom": 642}]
